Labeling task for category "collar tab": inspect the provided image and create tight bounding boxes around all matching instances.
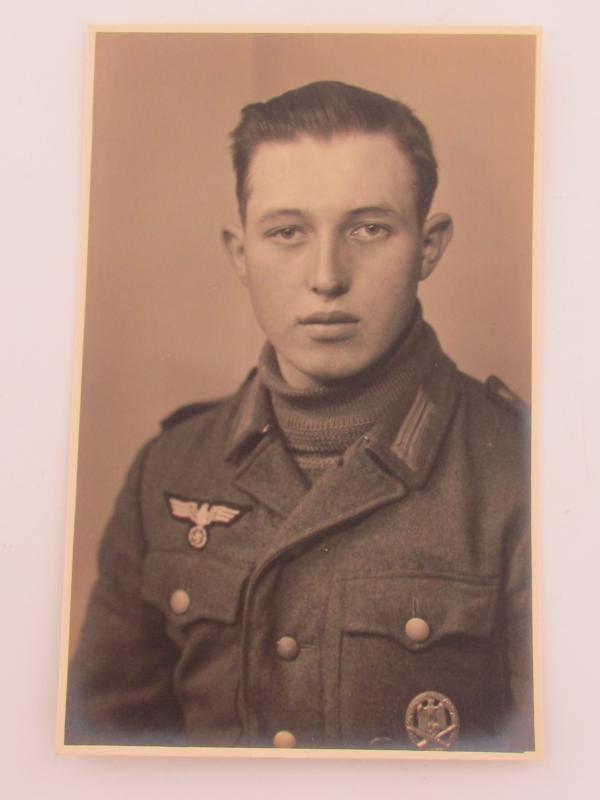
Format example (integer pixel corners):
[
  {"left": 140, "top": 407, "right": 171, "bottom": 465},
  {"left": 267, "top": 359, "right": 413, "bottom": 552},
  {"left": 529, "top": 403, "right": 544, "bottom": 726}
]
[
  {"left": 224, "top": 370, "right": 273, "bottom": 462},
  {"left": 367, "top": 356, "right": 460, "bottom": 489}
]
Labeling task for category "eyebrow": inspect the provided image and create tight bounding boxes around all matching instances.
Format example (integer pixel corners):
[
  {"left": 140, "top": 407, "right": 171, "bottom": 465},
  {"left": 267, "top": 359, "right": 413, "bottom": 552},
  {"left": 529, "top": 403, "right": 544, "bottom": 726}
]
[
  {"left": 257, "top": 209, "right": 305, "bottom": 224},
  {"left": 345, "top": 205, "right": 398, "bottom": 218}
]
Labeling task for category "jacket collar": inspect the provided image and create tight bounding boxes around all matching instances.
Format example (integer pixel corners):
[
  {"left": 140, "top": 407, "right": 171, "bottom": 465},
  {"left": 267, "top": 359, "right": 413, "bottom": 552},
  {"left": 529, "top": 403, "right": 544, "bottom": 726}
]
[
  {"left": 364, "top": 353, "right": 460, "bottom": 489},
  {"left": 224, "top": 369, "right": 273, "bottom": 462},
  {"left": 224, "top": 330, "right": 460, "bottom": 492}
]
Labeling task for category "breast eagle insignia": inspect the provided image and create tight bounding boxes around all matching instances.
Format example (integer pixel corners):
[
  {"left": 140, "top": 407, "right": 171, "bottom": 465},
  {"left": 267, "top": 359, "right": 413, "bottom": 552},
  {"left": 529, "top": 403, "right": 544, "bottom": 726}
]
[{"left": 167, "top": 496, "right": 248, "bottom": 550}]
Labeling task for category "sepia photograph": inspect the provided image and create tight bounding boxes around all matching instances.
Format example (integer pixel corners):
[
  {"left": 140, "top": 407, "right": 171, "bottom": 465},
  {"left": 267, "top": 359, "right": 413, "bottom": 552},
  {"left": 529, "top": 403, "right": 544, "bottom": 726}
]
[{"left": 59, "top": 29, "right": 538, "bottom": 756}]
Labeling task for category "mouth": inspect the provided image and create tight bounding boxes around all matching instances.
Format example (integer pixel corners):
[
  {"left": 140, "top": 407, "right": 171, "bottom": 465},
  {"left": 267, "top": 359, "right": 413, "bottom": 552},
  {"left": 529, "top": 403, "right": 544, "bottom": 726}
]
[
  {"left": 298, "top": 311, "right": 359, "bottom": 325},
  {"left": 297, "top": 311, "right": 359, "bottom": 342}
]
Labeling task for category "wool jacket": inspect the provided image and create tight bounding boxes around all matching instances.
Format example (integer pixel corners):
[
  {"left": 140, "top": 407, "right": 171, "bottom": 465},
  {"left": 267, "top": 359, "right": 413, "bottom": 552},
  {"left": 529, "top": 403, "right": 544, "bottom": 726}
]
[{"left": 65, "top": 322, "right": 533, "bottom": 752}]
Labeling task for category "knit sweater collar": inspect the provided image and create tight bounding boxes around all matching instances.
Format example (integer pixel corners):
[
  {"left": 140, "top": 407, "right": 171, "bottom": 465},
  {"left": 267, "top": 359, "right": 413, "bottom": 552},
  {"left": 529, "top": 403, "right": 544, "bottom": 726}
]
[{"left": 257, "top": 303, "right": 438, "bottom": 457}]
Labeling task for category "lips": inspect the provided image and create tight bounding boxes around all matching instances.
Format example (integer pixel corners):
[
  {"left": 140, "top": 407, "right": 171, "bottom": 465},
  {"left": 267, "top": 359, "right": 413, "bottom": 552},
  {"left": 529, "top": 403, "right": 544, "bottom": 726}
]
[
  {"left": 297, "top": 311, "right": 359, "bottom": 343},
  {"left": 299, "top": 311, "right": 359, "bottom": 325}
]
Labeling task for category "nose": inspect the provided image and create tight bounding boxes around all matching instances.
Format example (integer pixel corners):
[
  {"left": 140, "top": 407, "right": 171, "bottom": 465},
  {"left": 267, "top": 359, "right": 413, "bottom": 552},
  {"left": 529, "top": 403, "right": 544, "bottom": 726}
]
[{"left": 308, "top": 236, "right": 349, "bottom": 297}]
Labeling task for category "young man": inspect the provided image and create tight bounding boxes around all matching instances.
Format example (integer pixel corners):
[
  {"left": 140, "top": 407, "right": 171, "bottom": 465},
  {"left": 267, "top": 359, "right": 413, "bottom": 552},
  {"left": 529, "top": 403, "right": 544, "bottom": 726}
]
[{"left": 65, "top": 81, "right": 533, "bottom": 752}]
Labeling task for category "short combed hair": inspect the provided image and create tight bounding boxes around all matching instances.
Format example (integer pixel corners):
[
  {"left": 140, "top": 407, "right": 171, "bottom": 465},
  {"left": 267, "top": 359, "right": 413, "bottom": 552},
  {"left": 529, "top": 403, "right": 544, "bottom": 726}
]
[{"left": 230, "top": 80, "right": 438, "bottom": 225}]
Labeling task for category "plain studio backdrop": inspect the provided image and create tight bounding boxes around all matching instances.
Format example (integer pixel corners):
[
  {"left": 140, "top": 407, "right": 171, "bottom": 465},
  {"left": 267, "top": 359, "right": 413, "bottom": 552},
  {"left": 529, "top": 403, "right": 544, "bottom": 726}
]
[{"left": 69, "top": 31, "right": 535, "bottom": 654}]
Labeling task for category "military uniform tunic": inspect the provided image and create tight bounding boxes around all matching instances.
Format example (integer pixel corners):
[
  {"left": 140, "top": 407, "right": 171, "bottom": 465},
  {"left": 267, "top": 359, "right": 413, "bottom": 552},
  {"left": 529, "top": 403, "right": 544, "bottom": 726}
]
[{"left": 65, "top": 325, "right": 533, "bottom": 751}]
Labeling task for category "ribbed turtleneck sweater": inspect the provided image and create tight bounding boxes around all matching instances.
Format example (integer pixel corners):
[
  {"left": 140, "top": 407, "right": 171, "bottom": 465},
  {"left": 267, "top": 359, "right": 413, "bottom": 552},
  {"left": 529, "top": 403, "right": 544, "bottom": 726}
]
[{"left": 257, "top": 305, "right": 436, "bottom": 484}]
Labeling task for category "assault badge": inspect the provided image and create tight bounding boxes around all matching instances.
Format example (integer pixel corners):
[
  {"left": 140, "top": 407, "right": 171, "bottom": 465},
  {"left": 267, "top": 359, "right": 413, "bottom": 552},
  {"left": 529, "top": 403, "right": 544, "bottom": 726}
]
[
  {"left": 405, "top": 691, "right": 460, "bottom": 750},
  {"left": 167, "top": 495, "right": 247, "bottom": 550}
]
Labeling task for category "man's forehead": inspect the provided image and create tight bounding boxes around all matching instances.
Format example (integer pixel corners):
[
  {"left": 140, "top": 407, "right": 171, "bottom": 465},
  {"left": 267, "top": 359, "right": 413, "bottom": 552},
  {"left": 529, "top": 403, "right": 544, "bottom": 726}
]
[
  {"left": 244, "top": 131, "right": 418, "bottom": 218},
  {"left": 248, "top": 130, "right": 407, "bottom": 171}
]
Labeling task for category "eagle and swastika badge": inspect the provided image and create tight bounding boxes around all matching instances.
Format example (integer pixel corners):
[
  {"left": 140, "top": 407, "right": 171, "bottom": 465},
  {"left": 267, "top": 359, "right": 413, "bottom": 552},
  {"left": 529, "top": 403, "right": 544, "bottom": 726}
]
[
  {"left": 405, "top": 691, "right": 460, "bottom": 750},
  {"left": 167, "top": 495, "right": 249, "bottom": 550}
]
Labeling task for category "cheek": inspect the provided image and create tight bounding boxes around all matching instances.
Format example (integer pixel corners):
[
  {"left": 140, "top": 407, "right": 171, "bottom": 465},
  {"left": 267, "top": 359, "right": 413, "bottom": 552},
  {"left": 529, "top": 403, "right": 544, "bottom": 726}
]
[
  {"left": 244, "top": 269, "right": 295, "bottom": 342},
  {"left": 247, "top": 273, "right": 297, "bottom": 318},
  {"left": 354, "top": 252, "right": 420, "bottom": 309},
  {"left": 244, "top": 245, "right": 303, "bottom": 309}
]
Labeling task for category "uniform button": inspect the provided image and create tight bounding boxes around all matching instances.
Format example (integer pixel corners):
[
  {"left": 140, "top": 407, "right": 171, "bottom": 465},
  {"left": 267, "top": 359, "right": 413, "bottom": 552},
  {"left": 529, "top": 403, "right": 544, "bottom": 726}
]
[
  {"left": 273, "top": 730, "right": 296, "bottom": 748},
  {"left": 169, "top": 589, "right": 190, "bottom": 615},
  {"left": 404, "top": 616, "right": 431, "bottom": 642},
  {"left": 276, "top": 635, "right": 300, "bottom": 660}
]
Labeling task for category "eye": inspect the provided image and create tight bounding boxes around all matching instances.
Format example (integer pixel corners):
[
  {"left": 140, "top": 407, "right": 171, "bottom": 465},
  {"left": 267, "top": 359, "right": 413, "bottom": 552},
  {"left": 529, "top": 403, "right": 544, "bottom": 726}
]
[
  {"left": 351, "top": 223, "right": 390, "bottom": 240},
  {"left": 267, "top": 226, "right": 305, "bottom": 242}
]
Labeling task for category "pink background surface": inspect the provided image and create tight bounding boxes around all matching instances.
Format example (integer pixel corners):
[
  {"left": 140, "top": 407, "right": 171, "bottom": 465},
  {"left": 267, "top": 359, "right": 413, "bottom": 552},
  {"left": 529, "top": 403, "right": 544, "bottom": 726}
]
[{"left": 3, "top": 1, "right": 599, "bottom": 798}]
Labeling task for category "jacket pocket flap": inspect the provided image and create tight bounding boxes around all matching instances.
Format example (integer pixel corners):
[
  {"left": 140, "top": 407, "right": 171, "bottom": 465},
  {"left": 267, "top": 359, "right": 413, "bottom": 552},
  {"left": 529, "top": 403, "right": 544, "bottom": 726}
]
[
  {"left": 342, "top": 573, "right": 498, "bottom": 649},
  {"left": 142, "top": 551, "right": 249, "bottom": 626}
]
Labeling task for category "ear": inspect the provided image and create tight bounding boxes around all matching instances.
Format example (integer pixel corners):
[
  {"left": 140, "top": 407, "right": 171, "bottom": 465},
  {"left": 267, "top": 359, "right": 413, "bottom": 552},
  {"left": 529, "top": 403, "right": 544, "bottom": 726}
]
[
  {"left": 419, "top": 213, "right": 453, "bottom": 281},
  {"left": 221, "top": 224, "right": 248, "bottom": 285}
]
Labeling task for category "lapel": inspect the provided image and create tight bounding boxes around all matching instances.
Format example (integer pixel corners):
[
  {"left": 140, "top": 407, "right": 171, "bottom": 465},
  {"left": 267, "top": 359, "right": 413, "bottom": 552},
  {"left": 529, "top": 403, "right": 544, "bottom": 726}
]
[
  {"left": 224, "top": 334, "right": 461, "bottom": 565},
  {"left": 225, "top": 373, "right": 308, "bottom": 517},
  {"left": 232, "top": 433, "right": 308, "bottom": 518},
  {"left": 270, "top": 444, "right": 408, "bottom": 550},
  {"left": 252, "top": 353, "right": 461, "bottom": 565}
]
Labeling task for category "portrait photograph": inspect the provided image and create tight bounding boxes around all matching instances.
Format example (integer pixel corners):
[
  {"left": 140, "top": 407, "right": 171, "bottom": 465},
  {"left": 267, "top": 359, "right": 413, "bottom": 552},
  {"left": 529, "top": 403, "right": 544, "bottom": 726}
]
[{"left": 58, "top": 28, "right": 539, "bottom": 758}]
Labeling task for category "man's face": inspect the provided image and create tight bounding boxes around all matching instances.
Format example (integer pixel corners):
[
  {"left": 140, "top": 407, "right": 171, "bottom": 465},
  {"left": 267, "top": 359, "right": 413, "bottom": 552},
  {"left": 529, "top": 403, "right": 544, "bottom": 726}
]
[{"left": 226, "top": 132, "right": 450, "bottom": 388}]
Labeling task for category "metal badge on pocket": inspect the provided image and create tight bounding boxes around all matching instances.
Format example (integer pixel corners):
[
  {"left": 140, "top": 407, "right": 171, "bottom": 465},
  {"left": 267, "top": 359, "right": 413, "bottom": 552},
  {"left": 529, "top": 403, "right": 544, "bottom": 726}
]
[{"left": 405, "top": 691, "right": 460, "bottom": 750}]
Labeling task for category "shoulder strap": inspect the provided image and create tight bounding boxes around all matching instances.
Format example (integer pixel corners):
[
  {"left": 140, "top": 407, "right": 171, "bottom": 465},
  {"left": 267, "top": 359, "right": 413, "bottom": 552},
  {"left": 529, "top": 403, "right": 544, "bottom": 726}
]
[
  {"left": 485, "top": 375, "right": 529, "bottom": 413},
  {"left": 160, "top": 400, "right": 221, "bottom": 431}
]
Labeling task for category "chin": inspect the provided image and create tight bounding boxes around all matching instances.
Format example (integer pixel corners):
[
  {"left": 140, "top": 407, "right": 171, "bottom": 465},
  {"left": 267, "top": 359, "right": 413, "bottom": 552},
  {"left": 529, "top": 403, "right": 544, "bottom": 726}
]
[{"left": 299, "top": 352, "right": 374, "bottom": 386}]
